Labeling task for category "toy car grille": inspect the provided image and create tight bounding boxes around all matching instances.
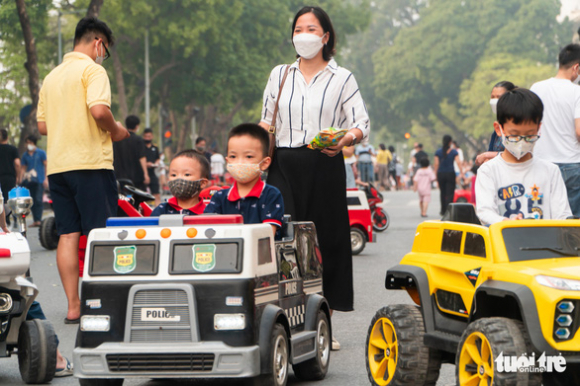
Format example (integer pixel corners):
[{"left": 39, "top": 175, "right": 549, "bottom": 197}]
[
  {"left": 130, "top": 289, "right": 193, "bottom": 342},
  {"left": 106, "top": 353, "right": 214, "bottom": 372}
]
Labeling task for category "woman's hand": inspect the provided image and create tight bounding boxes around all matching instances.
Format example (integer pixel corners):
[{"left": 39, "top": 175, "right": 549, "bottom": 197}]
[
  {"left": 475, "top": 151, "right": 498, "bottom": 166},
  {"left": 322, "top": 130, "right": 359, "bottom": 157}
]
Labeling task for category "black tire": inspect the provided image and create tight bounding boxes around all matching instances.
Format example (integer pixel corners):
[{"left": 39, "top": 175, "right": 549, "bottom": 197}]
[
  {"left": 456, "top": 197, "right": 468, "bottom": 203},
  {"left": 253, "top": 323, "right": 288, "bottom": 386},
  {"left": 18, "top": 319, "right": 57, "bottom": 384},
  {"left": 39, "top": 216, "right": 59, "bottom": 250},
  {"left": 79, "top": 379, "right": 124, "bottom": 386},
  {"left": 293, "top": 311, "right": 331, "bottom": 380},
  {"left": 372, "top": 209, "right": 390, "bottom": 232},
  {"left": 456, "top": 317, "right": 541, "bottom": 386},
  {"left": 351, "top": 228, "right": 366, "bottom": 255},
  {"left": 365, "top": 304, "right": 441, "bottom": 385}
]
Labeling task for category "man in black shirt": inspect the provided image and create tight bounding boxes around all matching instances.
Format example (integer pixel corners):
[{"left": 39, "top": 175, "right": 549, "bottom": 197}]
[
  {"left": 142, "top": 128, "right": 161, "bottom": 206},
  {"left": 412, "top": 143, "right": 429, "bottom": 175},
  {"left": 0, "top": 129, "right": 21, "bottom": 202},
  {"left": 113, "top": 116, "right": 149, "bottom": 190}
]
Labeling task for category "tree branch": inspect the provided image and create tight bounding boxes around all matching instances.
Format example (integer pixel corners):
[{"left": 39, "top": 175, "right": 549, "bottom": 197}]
[{"left": 86, "top": 0, "right": 103, "bottom": 18}]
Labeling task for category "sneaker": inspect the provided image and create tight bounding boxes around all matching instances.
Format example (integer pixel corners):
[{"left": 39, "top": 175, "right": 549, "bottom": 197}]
[{"left": 331, "top": 336, "right": 341, "bottom": 351}]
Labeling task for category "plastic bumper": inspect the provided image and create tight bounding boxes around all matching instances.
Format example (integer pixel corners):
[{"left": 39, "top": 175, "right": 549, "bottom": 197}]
[{"left": 74, "top": 342, "right": 260, "bottom": 379}]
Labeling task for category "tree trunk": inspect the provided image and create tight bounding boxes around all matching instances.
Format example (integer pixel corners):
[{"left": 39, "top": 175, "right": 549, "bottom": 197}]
[
  {"left": 86, "top": 0, "right": 104, "bottom": 18},
  {"left": 15, "top": 0, "right": 39, "bottom": 152},
  {"left": 111, "top": 46, "right": 128, "bottom": 119}
]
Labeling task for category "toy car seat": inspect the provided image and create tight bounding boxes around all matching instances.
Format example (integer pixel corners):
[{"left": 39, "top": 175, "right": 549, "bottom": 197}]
[
  {"left": 280, "top": 214, "right": 294, "bottom": 241},
  {"left": 442, "top": 203, "right": 481, "bottom": 225}
]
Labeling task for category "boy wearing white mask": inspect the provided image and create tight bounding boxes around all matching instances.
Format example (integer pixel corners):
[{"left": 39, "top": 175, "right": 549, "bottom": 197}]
[
  {"left": 475, "top": 88, "right": 571, "bottom": 225},
  {"left": 204, "top": 124, "right": 284, "bottom": 236}
]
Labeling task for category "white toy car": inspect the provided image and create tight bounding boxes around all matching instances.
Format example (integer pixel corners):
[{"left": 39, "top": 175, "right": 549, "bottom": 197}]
[{"left": 74, "top": 214, "right": 331, "bottom": 386}]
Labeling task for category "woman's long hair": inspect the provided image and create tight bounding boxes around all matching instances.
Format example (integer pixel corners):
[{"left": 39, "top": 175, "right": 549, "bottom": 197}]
[{"left": 442, "top": 135, "right": 452, "bottom": 155}]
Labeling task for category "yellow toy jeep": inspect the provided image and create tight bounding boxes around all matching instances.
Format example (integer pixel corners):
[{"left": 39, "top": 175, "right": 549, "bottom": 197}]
[{"left": 365, "top": 204, "right": 580, "bottom": 386}]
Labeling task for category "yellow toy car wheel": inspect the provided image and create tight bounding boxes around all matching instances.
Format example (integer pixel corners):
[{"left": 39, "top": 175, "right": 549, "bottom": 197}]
[
  {"left": 365, "top": 305, "right": 440, "bottom": 385},
  {"left": 456, "top": 317, "right": 541, "bottom": 386}
]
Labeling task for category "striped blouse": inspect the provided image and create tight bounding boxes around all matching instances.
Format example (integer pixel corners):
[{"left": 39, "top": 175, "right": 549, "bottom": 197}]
[{"left": 260, "top": 58, "right": 370, "bottom": 148}]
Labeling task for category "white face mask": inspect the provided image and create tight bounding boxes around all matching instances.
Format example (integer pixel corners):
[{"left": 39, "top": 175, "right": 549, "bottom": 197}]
[
  {"left": 293, "top": 33, "right": 325, "bottom": 60},
  {"left": 27, "top": 144, "right": 35, "bottom": 152},
  {"left": 501, "top": 129, "right": 536, "bottom": 160},
  {"left": 489, "top": 98, "right": 498, "bottom": 115},
  {"left": 95, "top": 42, "right": 105, "bottom": 65}
]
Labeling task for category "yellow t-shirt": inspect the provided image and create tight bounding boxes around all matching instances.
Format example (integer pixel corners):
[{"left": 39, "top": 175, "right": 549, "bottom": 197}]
[
  {"left": 37, "top": 52, "right": 113, "bottom": 175},
  {"left": 376, "top": 149, "right": 392, "bottom": 165}
]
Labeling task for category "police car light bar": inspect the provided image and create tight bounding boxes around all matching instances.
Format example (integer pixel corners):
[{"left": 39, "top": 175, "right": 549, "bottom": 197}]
[
  {"left": 183, "top": 215, "right": 244, "bottom": 225},
  {"left": 106, "top": 217, "right": 160, "bottom": 227}
]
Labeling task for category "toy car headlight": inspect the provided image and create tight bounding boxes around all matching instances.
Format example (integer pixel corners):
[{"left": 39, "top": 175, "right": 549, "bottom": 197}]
[
  {"left": 0, "top": 294, "right": 13, "bottom": 313},
  {"left": 536, "top": 275, "right": 580, "bottom": 291},
  {"left": 7, "top": 197, "right": 33, "bottom": 215},
  {"left": 214, "top": 314, "right": 246, "bottom": 330},
  {"left": 81, "top": 315, "right": 110, "bottom": 332}
]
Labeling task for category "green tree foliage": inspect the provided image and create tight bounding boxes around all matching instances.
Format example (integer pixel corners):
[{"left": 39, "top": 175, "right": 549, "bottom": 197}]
[{"left": 361, "top": 0, "right": 571, "bottom": 156}]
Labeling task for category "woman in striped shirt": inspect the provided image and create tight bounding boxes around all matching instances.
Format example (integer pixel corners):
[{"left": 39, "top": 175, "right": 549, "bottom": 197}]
[{"left": 259, "top": 6, "right": 370, "bottom": 350}]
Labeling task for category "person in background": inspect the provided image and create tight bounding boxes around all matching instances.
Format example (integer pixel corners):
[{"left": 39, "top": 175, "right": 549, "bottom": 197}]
[
  {"left": 37, "top": 17, "right": 130, "bottom": 324},
  {"left": 434, "top": 135, "right": 463, "bottom": 215},
  {"left": 413, "top": 158, "right": 437, "bottom": 217},
  {"left": 356, "top": 140, "right": 375, "bottom": 183},
  {"left": 388, "top": 146, "right": 398, "bottom": 190},
  {"left": 395, "top": 158, "right": 403, "bottom": 189},
  {"left": 343, "top": 145, "right": 357, "bottom": 189},
  {"left": 150, "top": 150, "right": 210, "bottom": 216},
  {"left": 195, "top": 136, "right": 212, "bottom": 162},
  {"left": 20, "top": 135, "right": 47, "bottom": 227},
  {"left": 530, "top": 44, "right": 580, "bottom": 217},
  {"left": 210, "top": 148, "right": 226, "bottom": 184},
  {"left": 452, "top": 140, "right": 464, "bottom": 181},
  {"left": 376, "top": 144, "right": 392, "bottom": 190},
  {"left": 475, "top": 81, "right": 517, "bottom": 166},
  {"left": 113, "top": 115, "right": 150, "bottom": 190},
  {"left": 0, "top": 128, "right": 21, "bottom": 203},
  {"left": 142, "top": 128, "right": 161, "bottom": 206},
  {"left": 411, "top": 143, "right": 428, "bottom": 177}
]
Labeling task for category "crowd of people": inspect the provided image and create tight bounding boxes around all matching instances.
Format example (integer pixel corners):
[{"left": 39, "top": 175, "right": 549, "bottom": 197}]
[{"left": 1, "top": 5, "right": 580, "bottom": 380}]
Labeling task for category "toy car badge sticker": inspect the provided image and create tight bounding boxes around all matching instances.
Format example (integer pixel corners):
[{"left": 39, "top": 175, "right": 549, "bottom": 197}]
[
  {"left": 464, "top": 267, "right": 481, "bottom": 287},
  {"left": 113, "top": 245, "right": 137, "bottom": 274},
  {"left": 192, "top": 244, "right": 216, "bottom": 272},
  {"left": 86, "top": 299, "right": 102, "bottom": 309}
]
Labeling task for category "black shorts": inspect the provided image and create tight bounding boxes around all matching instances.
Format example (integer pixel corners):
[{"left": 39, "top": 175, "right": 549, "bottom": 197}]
[{"left": 48, "top": 169, "right": 118, "bottom": 236}]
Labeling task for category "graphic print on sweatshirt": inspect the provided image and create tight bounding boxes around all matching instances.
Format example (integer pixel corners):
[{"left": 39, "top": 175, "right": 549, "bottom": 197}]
[{"left": 497, "top": 183, "right": 543, "bottom": 220}]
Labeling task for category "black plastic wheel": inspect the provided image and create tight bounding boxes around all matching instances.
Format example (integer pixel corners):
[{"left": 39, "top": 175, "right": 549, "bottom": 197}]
[
  {"left": 456, "top": 317, "right": 541, "bottom": 386},
  {"left": 79, "top": 379, "right": 124, "bottom": 386},
  {"left": 456, "top": 197, "right": 468, "bottom": 203},
  {"left": 39, "top": 216, "right": 59, "bottom": 250},
  {"left": 293, "top": 311, "right": 331, "bottom": 380},
  {"left": 253, "top": 323, "right": 288, "bottom": 386},
  {"left": 372, "top": 209, "right": 390, "bottom": 232},
  {"left": 365, "top": 304, "right": 441, "bottom": 385},
  {"left": 351, "top": 228, "right": 366, "bottom": 255},
  {"left": 18, "top": 319, "right": 57, "bottom": 384}
]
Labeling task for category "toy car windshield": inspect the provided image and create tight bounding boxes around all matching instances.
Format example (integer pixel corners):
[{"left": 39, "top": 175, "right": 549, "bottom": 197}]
[{"left": 502, "top": 226, "right": 580, "bottom": 262}]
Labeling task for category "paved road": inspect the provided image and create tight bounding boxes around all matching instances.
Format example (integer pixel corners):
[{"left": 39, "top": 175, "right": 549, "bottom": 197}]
[{"left": 1, "top": 189, "right": 455, "bottom": 386}]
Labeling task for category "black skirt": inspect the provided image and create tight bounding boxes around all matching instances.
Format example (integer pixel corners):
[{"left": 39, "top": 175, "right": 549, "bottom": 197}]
[{"left": 267, "top": 147, "right": 354, "bottom": 311}]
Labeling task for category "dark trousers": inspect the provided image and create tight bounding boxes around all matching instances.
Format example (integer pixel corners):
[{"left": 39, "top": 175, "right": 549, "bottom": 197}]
[
  {"left": 26, "top": 181, "right": 44, "bottom": 222},
  {"left": 437, "top": 171, "right": 456, "bottom": 215}
]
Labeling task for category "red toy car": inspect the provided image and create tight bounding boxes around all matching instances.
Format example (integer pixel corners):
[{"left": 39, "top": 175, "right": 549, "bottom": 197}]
[{"left": 347, "top": 189, "right": 375, "bottom": 255}]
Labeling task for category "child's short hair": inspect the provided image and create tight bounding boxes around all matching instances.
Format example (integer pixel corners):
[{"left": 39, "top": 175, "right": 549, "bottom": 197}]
[
  {"left": 497, "top": 88, "right": 543, "bottom": 126},
  {"left": 420, "top": 158, "right": 430, "bottom": 167},
  {"left": 228, "top": 123, "right": 269, "bottom": 157},
  {"left": 172, "top": 149, "right": 210, "bottom": 179}
]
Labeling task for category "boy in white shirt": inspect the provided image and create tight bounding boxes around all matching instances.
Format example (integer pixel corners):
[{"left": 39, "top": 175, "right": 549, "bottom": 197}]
[{"left": 475, "top": 88, "right": 572, "bottom": 225}]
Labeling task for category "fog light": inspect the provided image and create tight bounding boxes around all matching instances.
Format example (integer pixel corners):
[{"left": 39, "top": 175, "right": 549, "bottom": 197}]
[
  {"left": 0, "top": 294, "right": 13, "bottom": 313},
  {"left": 555, "top": 328, "right": 570, "bottom": 339},
  {"left": 81, "top": 315, "right": 110, "bottom": 332},
  {"left": 557, "top": 301, "right": 575, "bottom": 313},
  {"left": 214, "top": 314, "right": 246, "bottom": 330},
  {"left": 556, "top": 314, "right": 573, "bottom": 327}
]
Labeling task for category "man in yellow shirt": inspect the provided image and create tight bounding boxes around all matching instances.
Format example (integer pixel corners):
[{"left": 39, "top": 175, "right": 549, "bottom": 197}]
[
  {"left": 37, "top": 17, "right": 129, "bottom": 324},
  {"left": 376, "top": 143, "right": 393, "bottom": 190}
]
